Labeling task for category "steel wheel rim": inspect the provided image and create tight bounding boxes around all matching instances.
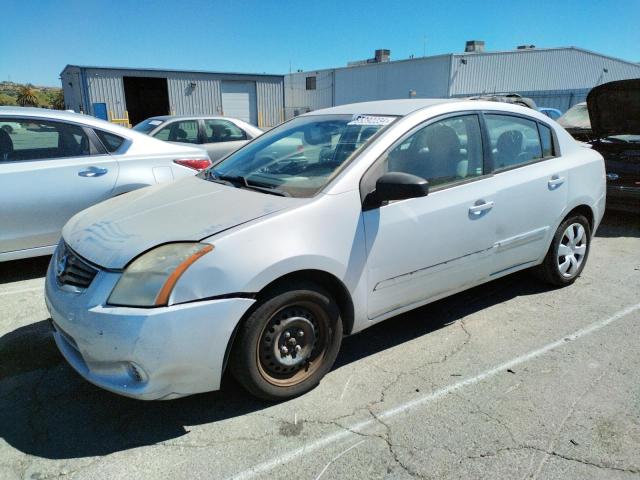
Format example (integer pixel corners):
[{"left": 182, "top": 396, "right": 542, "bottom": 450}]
[
  {"left": 557, "top": 223, "right": 587, "bottom": 278},
  {"left": 257, "top": 302, "right": 329, "bottom": 387}
]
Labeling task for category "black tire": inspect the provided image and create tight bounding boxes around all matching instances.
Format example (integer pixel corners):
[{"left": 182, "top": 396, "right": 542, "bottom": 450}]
[
  {"left": 229, "top": 281, "right": 343, "bottom": 401},
  {"left": 534, "top": 214, "right": 591, "bottom": 286}
]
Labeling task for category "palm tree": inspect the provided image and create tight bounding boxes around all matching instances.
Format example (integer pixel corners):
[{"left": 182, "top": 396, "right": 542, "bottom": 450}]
[
  {"left": 16, "top": 85, "right": 38, "bottom": 107},
  {"left": 51, "top": 90, "right": 65, "bottom": 110}
]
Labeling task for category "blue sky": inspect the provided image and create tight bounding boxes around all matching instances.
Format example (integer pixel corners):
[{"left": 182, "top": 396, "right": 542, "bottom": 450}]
[{"left": 1, "top": 0, "right": 638, "bottom": 86}]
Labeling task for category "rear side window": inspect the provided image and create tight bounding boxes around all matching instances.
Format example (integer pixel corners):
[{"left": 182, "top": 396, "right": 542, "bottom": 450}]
[
  {"left": 538, "top": 124, "right": 554, "bottom": 157},
  {"left": 485, "top": 114, "right": 543, "bottom": 170},
  {"left": 0, "top": 118, "right": 91, "bottom": 162},
  {"left": 204, "top": 119, "right": 247, "bottom": 143},
  {"left": 154, "top": 120, "right": 199, "bottom": 144},
  {"left": 95, "top": 130, "right": 125, "bottom": 153}
]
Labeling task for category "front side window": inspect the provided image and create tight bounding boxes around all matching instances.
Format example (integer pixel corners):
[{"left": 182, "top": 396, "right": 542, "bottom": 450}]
[
  {"left": 202, "top": 114, "right": 394, "bottom": 198},
  {"left": 205, "top": 119, "right": 247, "bottom": 143},
  {"left": 485, "top": 114, "right": 543, "bottom": 170},
  {"left": 0, "top": 118, "right": 91, "bottom": 162},
  {"left": 385, "top": 115, "right": 484, "bottom": 189},
  {"left": 154, "top": 120, "right": 199, "bottom": 144}
]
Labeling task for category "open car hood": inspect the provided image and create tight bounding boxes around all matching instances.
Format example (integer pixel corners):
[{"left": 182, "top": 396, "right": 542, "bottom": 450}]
[
  {"left": 587, "top": 79, "right": 640, "bottom": 138},
  {"left": 63, "top": 176, "right": 300, "bottom": 269}
]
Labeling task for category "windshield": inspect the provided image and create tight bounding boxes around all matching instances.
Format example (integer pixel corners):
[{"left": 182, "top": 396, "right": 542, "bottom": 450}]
[
  {"left": 200, "top": 114, "right": 395, "bottom": 198},
  {"left": 132, "top": 118, "right": 166, "bottom": 134},
  {"left": 558, "top": 103, "right": 590, "bottom": 130}
]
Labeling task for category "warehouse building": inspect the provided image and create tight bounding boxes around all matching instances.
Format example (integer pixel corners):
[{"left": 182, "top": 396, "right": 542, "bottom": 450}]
[
  {"left": 61, "top": 65, "right": 284, "bottom": 127},
  {"left": 284, "top": 44, "right": 640, "bottom": 118}
]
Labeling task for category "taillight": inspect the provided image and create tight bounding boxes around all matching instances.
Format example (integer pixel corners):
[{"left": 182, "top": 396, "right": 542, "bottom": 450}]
[{"left": 173, "top": 158, "right": 212, "bottom": 171}]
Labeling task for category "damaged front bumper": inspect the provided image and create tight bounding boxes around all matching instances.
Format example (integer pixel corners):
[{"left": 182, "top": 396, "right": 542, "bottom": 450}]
[{"left": 45, "top": 259, "right": 254, "bottom": 400}]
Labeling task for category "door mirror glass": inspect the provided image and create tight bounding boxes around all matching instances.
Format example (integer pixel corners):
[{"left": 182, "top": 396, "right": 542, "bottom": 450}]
[{"left": 375, "top": 172, "right": 429, "bottom": 203}]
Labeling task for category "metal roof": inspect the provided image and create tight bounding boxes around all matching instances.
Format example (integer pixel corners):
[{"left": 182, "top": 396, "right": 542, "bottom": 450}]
[{"left": 61, "top": 64, "right": 284, "bottom": 79}]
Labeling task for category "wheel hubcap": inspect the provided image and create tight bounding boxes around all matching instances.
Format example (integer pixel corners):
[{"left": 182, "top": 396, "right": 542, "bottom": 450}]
[
  {"left": 258, "top": 305, "right": 327, "bottom": 386},
  {"left": 557, "top": 223, "right": 587, "bottom": 278}
]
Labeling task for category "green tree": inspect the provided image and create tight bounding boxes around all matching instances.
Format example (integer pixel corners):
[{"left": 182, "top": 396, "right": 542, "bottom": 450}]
[
  {"left": 51, "top": 90, "right": 65, "bottom": 110},
  {"left": 16, "top": 85, "right": 38, "bottom": 107}
]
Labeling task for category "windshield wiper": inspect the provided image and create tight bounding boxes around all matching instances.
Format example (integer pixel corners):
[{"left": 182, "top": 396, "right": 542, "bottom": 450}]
[{"left": 215, "top": 173, "right": 290, "bottom": 197}]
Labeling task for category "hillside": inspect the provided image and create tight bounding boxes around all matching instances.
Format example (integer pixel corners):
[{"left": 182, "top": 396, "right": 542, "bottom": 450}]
[{"left": 0, "top": 81, "right": 63, "bottom": 108}]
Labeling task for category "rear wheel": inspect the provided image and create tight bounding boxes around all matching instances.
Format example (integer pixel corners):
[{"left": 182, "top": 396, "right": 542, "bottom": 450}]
[
  {"left": 535, "top": 215, "right": 591, "bottom": 286},
  {"left": 229, "top": 281, "right": 343, "bottom": 400}
]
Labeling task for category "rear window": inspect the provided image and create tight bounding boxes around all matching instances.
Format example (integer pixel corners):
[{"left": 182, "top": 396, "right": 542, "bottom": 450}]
[{"left": 95, "top": 130, "right": 125, "bottom": 153}]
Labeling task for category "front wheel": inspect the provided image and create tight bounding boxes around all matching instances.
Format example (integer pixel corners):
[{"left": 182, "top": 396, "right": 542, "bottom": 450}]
[
  {"left": 535, "top": 215, "right": 591, "bottom": 286},
  {"left": 229, "top": 281, "right": 343, "bottom": 400}
]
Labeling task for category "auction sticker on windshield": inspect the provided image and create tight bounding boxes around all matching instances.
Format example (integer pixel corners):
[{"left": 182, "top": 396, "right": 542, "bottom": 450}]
[{"left": 348, "top": 114, "right": 395, "bottom": 126}]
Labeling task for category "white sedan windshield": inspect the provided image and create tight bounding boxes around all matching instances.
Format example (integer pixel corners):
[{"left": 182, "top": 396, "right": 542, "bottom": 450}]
[{"left": 202, "top": 114, "right": 395, "bottom": 197}]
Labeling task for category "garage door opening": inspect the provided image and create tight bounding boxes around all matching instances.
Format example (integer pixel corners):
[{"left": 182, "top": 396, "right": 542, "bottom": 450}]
[{"left": 123, "top": 76, "right": 170, "bottom": 126}]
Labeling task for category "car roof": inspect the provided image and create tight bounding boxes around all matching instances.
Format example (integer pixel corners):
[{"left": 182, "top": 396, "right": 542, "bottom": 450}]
[
  {"left": 146, "top": 115, "right": 243, "bottom": 121},
  {"left": 0, "top": 106, "right": 135, "bottom": 133},
  {"left": 306, "top": 99, "right": 462, "bottom": 117}
]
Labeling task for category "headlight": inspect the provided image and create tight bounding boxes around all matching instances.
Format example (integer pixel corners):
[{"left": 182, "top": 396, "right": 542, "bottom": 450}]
[{"left": 107, "top": 243, "right": 213, "bottom": 307}]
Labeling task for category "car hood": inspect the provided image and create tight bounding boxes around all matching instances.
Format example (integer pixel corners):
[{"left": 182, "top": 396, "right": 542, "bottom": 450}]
[
  {"left": 63, "top": 176, "right": 302, "bottom": 269},
  {"left": 587, "top": 79, "right": 640, "bottom": 138}
]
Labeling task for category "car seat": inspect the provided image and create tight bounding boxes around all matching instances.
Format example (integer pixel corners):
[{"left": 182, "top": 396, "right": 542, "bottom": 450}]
[
  {"left": 496, "top": 130, "right": 523, "bottom": 168},
  {"left": 209, "top": 124, "right": 228, "bottom": 142},
  {"left": 0, "top": 129, "right": 13, "bottom": 160},
  {"left": 169, "top": 128, "right": 188, "bottom": 142}
]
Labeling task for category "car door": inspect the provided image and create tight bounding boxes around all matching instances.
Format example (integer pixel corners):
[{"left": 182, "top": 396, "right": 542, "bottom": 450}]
[
  {"left": 203, "top": 119, "right": 249, "bottom": 161},
  {"left": 362, "top": 113, "right": 497, "bottom": 320},
  {"left": 485, "top": 113, "right": 568, "bottom": 274},
  {"left": 0, "top": 117, "right": 118, "bottom": 255}
]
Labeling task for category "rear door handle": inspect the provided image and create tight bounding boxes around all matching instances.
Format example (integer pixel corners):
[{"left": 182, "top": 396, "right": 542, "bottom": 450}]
[
  {"left": 606, "top": 173, "right": 619, "bottom": 181},
  {"left": 78, "top": 166, "right": 108, "bottom": 177},
  {"left": 548, "top": 175, "right": 565, "bottom": 189},
  {"left": 469, "top": 200, "right": 494, "bottom": 216}
]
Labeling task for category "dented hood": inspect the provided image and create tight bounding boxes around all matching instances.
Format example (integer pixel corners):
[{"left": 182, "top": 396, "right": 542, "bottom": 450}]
[
  {"left": 63, "top": 176, "right": 301, "bottom": 269},
  {"left": 587, "top": 79, "right": 640, "bottom": 138}
]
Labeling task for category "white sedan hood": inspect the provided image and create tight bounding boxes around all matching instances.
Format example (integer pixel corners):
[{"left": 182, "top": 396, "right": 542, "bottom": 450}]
[{"left": 63, "top": 176, "right": 300, "bottom": 269}]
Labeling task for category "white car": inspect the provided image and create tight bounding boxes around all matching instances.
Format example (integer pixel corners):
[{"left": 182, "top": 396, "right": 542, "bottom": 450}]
[
  {"left": 133, "top": 115, "right": 264, "bottom": 162},
  {"left": 0, "top": 107, "right": 211, "bottom": 261},
  {"left": 45, "top": 99, "right": 606, "bottom": 400}
]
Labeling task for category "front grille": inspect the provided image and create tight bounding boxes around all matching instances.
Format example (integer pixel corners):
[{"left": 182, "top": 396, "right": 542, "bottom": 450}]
[{"left": 56, "top": 243, "right": 99, "bottom": 289}]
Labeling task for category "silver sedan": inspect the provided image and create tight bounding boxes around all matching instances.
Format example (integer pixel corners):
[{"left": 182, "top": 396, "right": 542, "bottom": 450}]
[
  {"left": 133, "top": 115, "right": 263, "bottom": 161},
  {"left": 0, "top": 107, "right": 211, "bottom": 261}
]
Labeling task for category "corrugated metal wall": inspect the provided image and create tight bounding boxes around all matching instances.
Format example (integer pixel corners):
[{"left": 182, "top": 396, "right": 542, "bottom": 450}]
[
  {"left": 257, "top": 78, "right": 284, "bottom": 127},
  {"left": 448, "top": 48, "right": 640, "bottom": 97},
  {"left": 167, "top": 73, "right": 222, "bottom": 116},
  {"left": 284, "top": 70, "right": 334, "bottom": 119},
  {"left": 335, "top": 55, "right": 451, "bottom": 104},
  {"left": 61, "top": 67, "right": 284, "bottom": 127},
  {"left": 83, "top": 69, "right": 127, "bottom": 119}
]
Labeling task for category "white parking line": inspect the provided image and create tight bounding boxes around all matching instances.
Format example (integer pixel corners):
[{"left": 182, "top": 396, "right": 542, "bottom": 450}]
[
  {"left": 228, "top": 302, "right": 640, "bottom": 480},
  {"left": 0, "top": 284, "right": 44, "bottom": 297}
]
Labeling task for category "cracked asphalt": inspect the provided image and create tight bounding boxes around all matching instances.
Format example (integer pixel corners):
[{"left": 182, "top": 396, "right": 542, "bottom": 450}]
[{"left": 1, "top": 211, "right": 639, "bottom": 480}]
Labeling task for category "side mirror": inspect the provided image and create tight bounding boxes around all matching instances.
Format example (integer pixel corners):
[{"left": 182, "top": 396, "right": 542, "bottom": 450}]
[{"left": 374, "top": 172, "right": 429, "bottom": 203}]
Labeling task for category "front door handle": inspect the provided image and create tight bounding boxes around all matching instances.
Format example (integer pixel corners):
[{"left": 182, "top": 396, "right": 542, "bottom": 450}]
[
  {"left": 607, "top": 173, "right": 619, "bottom": 181},
  {"left": 78, "top": 166, "right": 108, "bottom": 177},
  {"left": 469, "top": 200, "right": 494, "bottom": 216},
  {"left": 548, "top": 175, "right": 565, "bottom": 189}
]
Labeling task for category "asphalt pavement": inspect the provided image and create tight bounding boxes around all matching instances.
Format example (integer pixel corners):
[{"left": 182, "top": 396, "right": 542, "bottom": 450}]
[{"left": 1, "top": 211, "right": 639, "bottom": 479}]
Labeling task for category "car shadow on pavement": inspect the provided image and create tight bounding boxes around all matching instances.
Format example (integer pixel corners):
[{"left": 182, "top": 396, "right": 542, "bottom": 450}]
[
  {"left": 0, "top": 256, "right": 51, "bottom": 284},
  {"left": 595, "top": 210, "right": 640, "bottom": 238},
  {"left": 0, "top": 271, "right": 551, "bottom": 460}
]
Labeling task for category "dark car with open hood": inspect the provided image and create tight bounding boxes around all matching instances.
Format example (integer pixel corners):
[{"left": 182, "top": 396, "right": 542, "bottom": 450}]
[{"left": 559, "top": 79, "right": 640, "bottom": 212}]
